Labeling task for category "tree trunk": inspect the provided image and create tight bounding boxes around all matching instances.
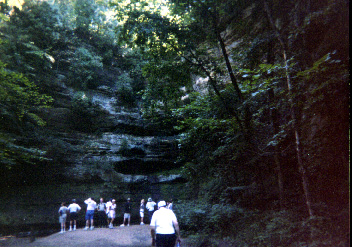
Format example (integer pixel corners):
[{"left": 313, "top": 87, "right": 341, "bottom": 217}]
[
  {"left": 269, "top": 88, "right": 285, "bottom": 210},
  {"left": 267, "top": 41, "right": 285, "bottom": 210},
  {"left": 181, "top": 49, "right": 244, "bottom": 130},
  {"left": 212, "top": 14, "right": 253, "bottom": 133},
  {"left": 264, "top": 0, "right": 314, "bottom": 217},
  {"left": 216, "top": 29, "right": 243, "bottom": 101}
]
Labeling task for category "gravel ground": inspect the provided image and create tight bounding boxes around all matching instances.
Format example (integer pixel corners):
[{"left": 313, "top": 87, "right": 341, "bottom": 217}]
[{"left": 0, "top": 225, "right": 179, "bottom": 247}]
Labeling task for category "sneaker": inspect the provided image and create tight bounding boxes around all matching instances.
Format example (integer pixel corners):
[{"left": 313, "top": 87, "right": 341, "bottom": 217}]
[
  {"left": 120, "top": 224, "right": 125, "bottom": 227},
  {"left": 68, "top": 228, "right": 72, "bottom": 232},
  {"left": 73, "top": 226, "right": 76, "bottom": 231},
  {"left": 84, "top": 226, "right": 89, "bottom": 230},
  {"left": 140, "top": 222, "right": 144, "bottom": 225},
  {"left": 127, "top": 224, "right": 130, "bottom": 226},
  {"left": 90, "top": 226, "right": 94, "bottom": 230},
  {"left": 59, "top": 230, "right": 64, "bottom": 234},
  {"left": 109, "top": 225, "right": 114, "bottom": 229}
]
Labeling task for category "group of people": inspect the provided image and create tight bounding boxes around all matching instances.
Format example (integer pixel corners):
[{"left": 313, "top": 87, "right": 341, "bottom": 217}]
[
  {"left": 58, "top": 197, "right": 134, "bottom": 232},
  {"left": 58, "top": 199, "right": 81, "bottom": 233},
  {"left": 58, "top": 197, "right": 180, "bottom": 246}
]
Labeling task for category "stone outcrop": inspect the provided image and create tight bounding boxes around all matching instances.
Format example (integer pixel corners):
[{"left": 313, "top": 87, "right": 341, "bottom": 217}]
[{"left": 40, "top": 81, "right": 182, "bottom": 184}]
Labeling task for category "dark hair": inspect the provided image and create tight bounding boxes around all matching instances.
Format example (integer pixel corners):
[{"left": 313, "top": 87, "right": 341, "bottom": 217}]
[{"left": 72, "top": 199, "right": 76, "bottom": 202}]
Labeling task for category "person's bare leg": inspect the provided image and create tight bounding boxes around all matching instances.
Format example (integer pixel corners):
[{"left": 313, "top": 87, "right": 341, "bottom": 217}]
[{"left": 84, "top": 220, "right": 89, "bottom": 230}]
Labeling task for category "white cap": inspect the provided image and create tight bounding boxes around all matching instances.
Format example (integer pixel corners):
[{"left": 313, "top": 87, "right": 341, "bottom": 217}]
[{"left": 158, "top": 201, "right": 166, "bottom": 207}]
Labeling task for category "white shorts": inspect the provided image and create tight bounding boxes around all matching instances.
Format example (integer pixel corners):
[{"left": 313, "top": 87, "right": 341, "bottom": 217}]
[
  {"left": 140, "top": 211, "right": 144, "bottom": 217},
  {"left": 124, "top": 213, "right": 131, "bottom": 219},
  {"left": 108, "top": 210, "right": 115, "bottom": 219}
]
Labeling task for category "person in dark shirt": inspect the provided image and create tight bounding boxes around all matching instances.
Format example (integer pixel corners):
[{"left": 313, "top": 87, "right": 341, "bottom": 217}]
[
  {"left": 96, "top": 198, "right": 107, "bottom": 228},
  {"left": 120, "top": 198, "right": 132, "bottom": 227}
]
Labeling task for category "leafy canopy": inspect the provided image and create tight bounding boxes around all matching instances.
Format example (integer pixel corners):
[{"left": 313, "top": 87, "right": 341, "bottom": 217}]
[{"left": 0, "top": 61, "right": 53, "bottom": 167}]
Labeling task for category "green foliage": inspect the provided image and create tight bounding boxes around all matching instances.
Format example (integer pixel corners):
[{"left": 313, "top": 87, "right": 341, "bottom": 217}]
[
  {"left": 0, "top": 62, "right": 53, "bottom": 168},
  {"left": 294, "top": 52, "right": 349, "bottom": 207},
  {"left": 207, "top": 203, "right": 245, "bottom": 236},
  {"left": 175, "top": 200, "right": 245, "bottom": 237},
  {"left": 113, "top": 0, "right": 174, "bottom": 50},
  {"left": 0, "top": 0, "right": 125, "bottom": 173},
  {"left": 176, "top": 204, "right": 349, "bottom": 246},
  {"left": 0, "top": 1, "right": 11, "bottom": 16},
  {"left": 0, "top": 0, "right": 349, "bottom": 244},
  {"left": 69, "top": 92, "right": 102, "bottom": 132},
  {"left": 175, "top": 201, "right": 211, "bottom": 234},
  {"left": 68, "top": 47, "right": 103, "bottom": 89},
  {"left": 141, "top": 59, "right": 191, "bottom": 115},
  {"left": 0, "top": 2, "right": 60, "bottom": 75},
  {"left": 232, "top": 210, "right": 350, "bottom": 247},
  {"left": 0, "top": 133, "right": 48, "bottom": 168},
  {"left": 74, "top": 0, "right": 96, "bottom": 32},
  {"left": 0, "top": 62, "right": 53, "bottom": 126},
  {"left": 112, "top": 0, "right": 205, "bottom": 116},
  {"left": 19, "top": 2, "right": 62, "bottom": 50},
  {"left": 115, "top": 72, "right": 136, "bottom": 106}
]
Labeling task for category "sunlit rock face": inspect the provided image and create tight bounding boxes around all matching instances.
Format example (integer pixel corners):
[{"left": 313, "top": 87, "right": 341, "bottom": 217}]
[
  {"left": 42, "top": 86, "right": 181, "bottom": 183},
  {"left": 74, "top": 133, "right": 179, "bottom": 176}
]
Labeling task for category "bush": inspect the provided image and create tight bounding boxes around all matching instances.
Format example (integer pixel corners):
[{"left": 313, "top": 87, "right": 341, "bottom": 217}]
[
  {"left": 174, "top": 201, "right": 210, "bottom": 234},
  {"left": 175, "top": 201, "right": 245, "bottom": 238},
  {"left": 69, "top": 92, "right": 102, "bottom": 132},
  {"left": 68, "top": 47, "right": 103, "bottom": 89},
  {"left": 177, "top": 205, "right": 349, "bottom": 246},
  {"left": 115, "top": 73, "right": 136, "bottom": 107},
  {"left": 206, "top": 204, "right": 245, "bottom": 236}
]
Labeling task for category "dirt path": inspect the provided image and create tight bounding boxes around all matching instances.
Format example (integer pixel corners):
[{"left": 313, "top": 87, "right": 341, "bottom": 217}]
[{"left": 1, "top": 225, "right": 161, "bottom": 247}]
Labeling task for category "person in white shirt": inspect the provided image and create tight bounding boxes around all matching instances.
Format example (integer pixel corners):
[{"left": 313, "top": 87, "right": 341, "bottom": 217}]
[
  {"left": 67, "top": 199, "right": 81, "bottom": 231},
  {"left": 106, "top": 199, "right": 112, "bottom": 214},
  {"left": 146, "top": 198, "right": 156, "bottom": 223},
  {"left": 84, "top": 198, "right": 97, "bottom": 230},
  {"left": 150, "top": 201, "right": 181, "bottom": 247},
  {"left": 108, "top": 199, "right": 117, "bottom": 229}
]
